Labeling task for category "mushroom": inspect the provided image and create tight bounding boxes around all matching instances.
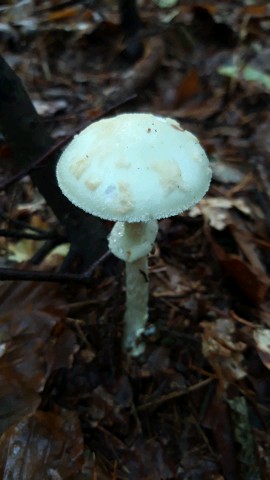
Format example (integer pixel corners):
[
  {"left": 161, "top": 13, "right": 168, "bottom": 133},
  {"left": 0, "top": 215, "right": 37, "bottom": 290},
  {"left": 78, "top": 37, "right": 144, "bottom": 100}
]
[{"left": 56, "top": 113, "right": 212, "bottom": 356}]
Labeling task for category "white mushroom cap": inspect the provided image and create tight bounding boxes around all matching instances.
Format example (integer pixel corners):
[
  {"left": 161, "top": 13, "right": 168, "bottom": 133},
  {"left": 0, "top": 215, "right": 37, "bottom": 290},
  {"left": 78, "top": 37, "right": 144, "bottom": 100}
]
[{"left": 56, "top": 113, "right": 212, "bottom": 222}]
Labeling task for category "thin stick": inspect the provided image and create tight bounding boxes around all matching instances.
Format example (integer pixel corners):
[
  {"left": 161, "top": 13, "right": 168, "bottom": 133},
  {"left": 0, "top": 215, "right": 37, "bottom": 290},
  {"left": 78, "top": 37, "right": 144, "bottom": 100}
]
[
  {"left": 137, "top": 377, "right": 213, "bottom": 411},
  {"left": 0, "top": 251, "right": 110, "bottom": 284},
  {"left": 0, "top": 228, "right": 65, "bottom": 241}
]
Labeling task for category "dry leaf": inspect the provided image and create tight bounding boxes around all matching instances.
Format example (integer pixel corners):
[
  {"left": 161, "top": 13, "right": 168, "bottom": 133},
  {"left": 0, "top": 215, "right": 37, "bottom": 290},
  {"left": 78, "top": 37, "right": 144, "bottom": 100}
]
[
  {"left": 0, "top": 282, "right": 77, "bottom": 433},
  {"left": 201, "top": 318, "right": 247, "bottom": 390},
  {"left": 0, "top": 410, "right": 84, "bottom": 480},
  {"left": 253, "top": 328, "right": 270, "bottom": 369},
  {"left": 189, "top": 197, "right": 251, "bottom": 230}
]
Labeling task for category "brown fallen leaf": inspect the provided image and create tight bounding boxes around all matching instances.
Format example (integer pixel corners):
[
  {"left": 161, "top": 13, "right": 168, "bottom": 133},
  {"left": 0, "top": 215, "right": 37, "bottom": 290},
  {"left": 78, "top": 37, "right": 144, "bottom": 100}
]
[
  {"left": 0, "top": 371, "right": 40, "bottom": 437},
  {"left": 241, "top": 4, "right": 270, "bottom": 17},
  {"left": 46, "top": 6, "right": 81, "bottom": 22},
  {"left": 0, "top": 410, "right": 84, "bottom": 480},
  {"left": 0, "top": 282, "right": 77, "bottom": 433},
  {"left": 201, "top": 317, "right": 247, "bottom": 390},
  {"left": 174, "top": 67, "right": 202, "bottom": 107},
  {"left": 202, "top": 393, "right": 238, "bottom": 479},
  {"left": 209, "top": 233, "right": 270, "bottom": 304}
]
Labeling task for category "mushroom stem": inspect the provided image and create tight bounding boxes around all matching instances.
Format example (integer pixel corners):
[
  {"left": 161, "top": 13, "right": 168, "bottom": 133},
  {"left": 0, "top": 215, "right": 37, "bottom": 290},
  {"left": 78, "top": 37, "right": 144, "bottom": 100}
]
[
  {"left": 108, "top": 220, "right": 158, "bottom": 355},
  {"left": 124, "top": 255, "right": 148, "bottom": 356}
]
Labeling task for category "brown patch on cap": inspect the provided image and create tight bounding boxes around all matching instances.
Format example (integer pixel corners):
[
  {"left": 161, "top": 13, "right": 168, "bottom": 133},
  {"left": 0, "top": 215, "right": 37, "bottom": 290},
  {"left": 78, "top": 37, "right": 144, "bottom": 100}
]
[
  {"left": 85, "top": 180, "right": 101, "bottom": 191},
  {"left": 113, "top": 181, "right": 134, "bottom": 215},
  {"left": 115, "top": 157, "right": 131, "bottom": 168},
  {"left": 152, "top": 160, "right": 183, "bottom": 194},
  {"left": 70, "top": 157, "right": 89, "bottom": 180}
]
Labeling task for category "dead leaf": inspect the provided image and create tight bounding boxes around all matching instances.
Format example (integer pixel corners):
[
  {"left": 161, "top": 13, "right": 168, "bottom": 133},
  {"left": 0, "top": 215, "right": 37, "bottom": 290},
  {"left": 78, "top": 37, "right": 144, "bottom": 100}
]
[
  {"left": 0, "top": 410, "right": 84, "bottom": 480},
  {"left": 210, "top": 234, "right": 270, "bottom": 304},
  {"left": 0, "top": 282, "right": 77, "bottom": 433},
  {"left": 32, "top": 99, "right": 68, "bottom": 117},
  {"left": 253, "top": 328, "right": 270, "bottom": 369},
  {"left": 175, "top": 67, "right": 202, "bottom": 107},
  {"left": 189, "top": 197, "right": 251, "bottom": 230},
  {"left": 7, "top": 236, "right": 44, "bottom": 262},
  {"left": 0, "top": 370, "right": 40, "bottom": 436},
  {"left": 212, "top": 161, "right": 246, "bottom": 184},
  {"left": 46, "top": 7, "right": 80, "bottom": 22},
  {"left": 241, "top": 5, "right": 269, "bottom": 17},
  {"left": 201, "top": 317, "right": 247, "bottom": 390}
]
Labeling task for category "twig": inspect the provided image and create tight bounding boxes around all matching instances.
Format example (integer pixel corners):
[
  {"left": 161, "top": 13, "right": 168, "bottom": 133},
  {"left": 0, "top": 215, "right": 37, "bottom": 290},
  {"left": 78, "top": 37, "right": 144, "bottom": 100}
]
[
  {"left": 0, "top": 251, "right": 110, "bottom": 284},
  {"left": 137, "top": 377, "right": 213, "bottom": 412},
  {"left": 0, "top": 228, "right": 65, "bottom": 241}
]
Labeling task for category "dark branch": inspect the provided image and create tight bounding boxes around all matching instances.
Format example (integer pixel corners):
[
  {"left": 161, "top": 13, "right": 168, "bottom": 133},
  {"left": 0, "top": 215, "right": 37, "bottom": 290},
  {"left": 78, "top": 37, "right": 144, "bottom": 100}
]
[
  {"left": 119, "top": 0, "right": 143, "bottom": 61},
  {"left": 0, "top": 55, "right": 108, "bottom": 270},
  {"left": 0, "top": 212, "right": 58, "bottom": 234},
  {"left": 119, "top": 0, "right": 142, "bottom": 35},
  {"left": 0, "top": 229, "right": 65, "bottom": 241},
  {"left": 0, "top": 251, "right": 111, "bottom": 284}
]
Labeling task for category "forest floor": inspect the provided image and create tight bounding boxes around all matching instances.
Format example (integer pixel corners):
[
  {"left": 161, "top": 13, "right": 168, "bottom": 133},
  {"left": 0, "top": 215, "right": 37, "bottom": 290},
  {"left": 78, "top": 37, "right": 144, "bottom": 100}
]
[{"left": 1, "top": 1, "right": 270, "bottom": 479}]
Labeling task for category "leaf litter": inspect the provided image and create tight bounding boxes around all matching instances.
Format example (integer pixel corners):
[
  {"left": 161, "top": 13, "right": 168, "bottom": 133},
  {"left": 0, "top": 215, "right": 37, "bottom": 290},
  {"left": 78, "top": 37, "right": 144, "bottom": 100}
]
[{"left": 1, "top": 0, "right": 270, "bottom": 478}]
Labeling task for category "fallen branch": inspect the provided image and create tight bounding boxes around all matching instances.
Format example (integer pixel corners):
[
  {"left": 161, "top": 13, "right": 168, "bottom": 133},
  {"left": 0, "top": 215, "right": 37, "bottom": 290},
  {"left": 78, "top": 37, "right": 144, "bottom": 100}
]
[
  {"left": 0, "top": 55, "right": 108, "bottom": 269},
  {"left": 137, "top": 377, "right": 213, "bottom": 412},
  {"left": 0, "top": 251, "right": 110, "bottom": 284},
  {"left": 0, "top": 228, "right": 65, "bottom": 241}
]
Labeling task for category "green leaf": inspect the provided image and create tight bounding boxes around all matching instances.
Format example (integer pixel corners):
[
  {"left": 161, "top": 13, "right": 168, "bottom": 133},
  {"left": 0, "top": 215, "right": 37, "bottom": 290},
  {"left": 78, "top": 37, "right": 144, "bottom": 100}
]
[{"left": 218, "top": 64, "right": 270, "bottom": 91}]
